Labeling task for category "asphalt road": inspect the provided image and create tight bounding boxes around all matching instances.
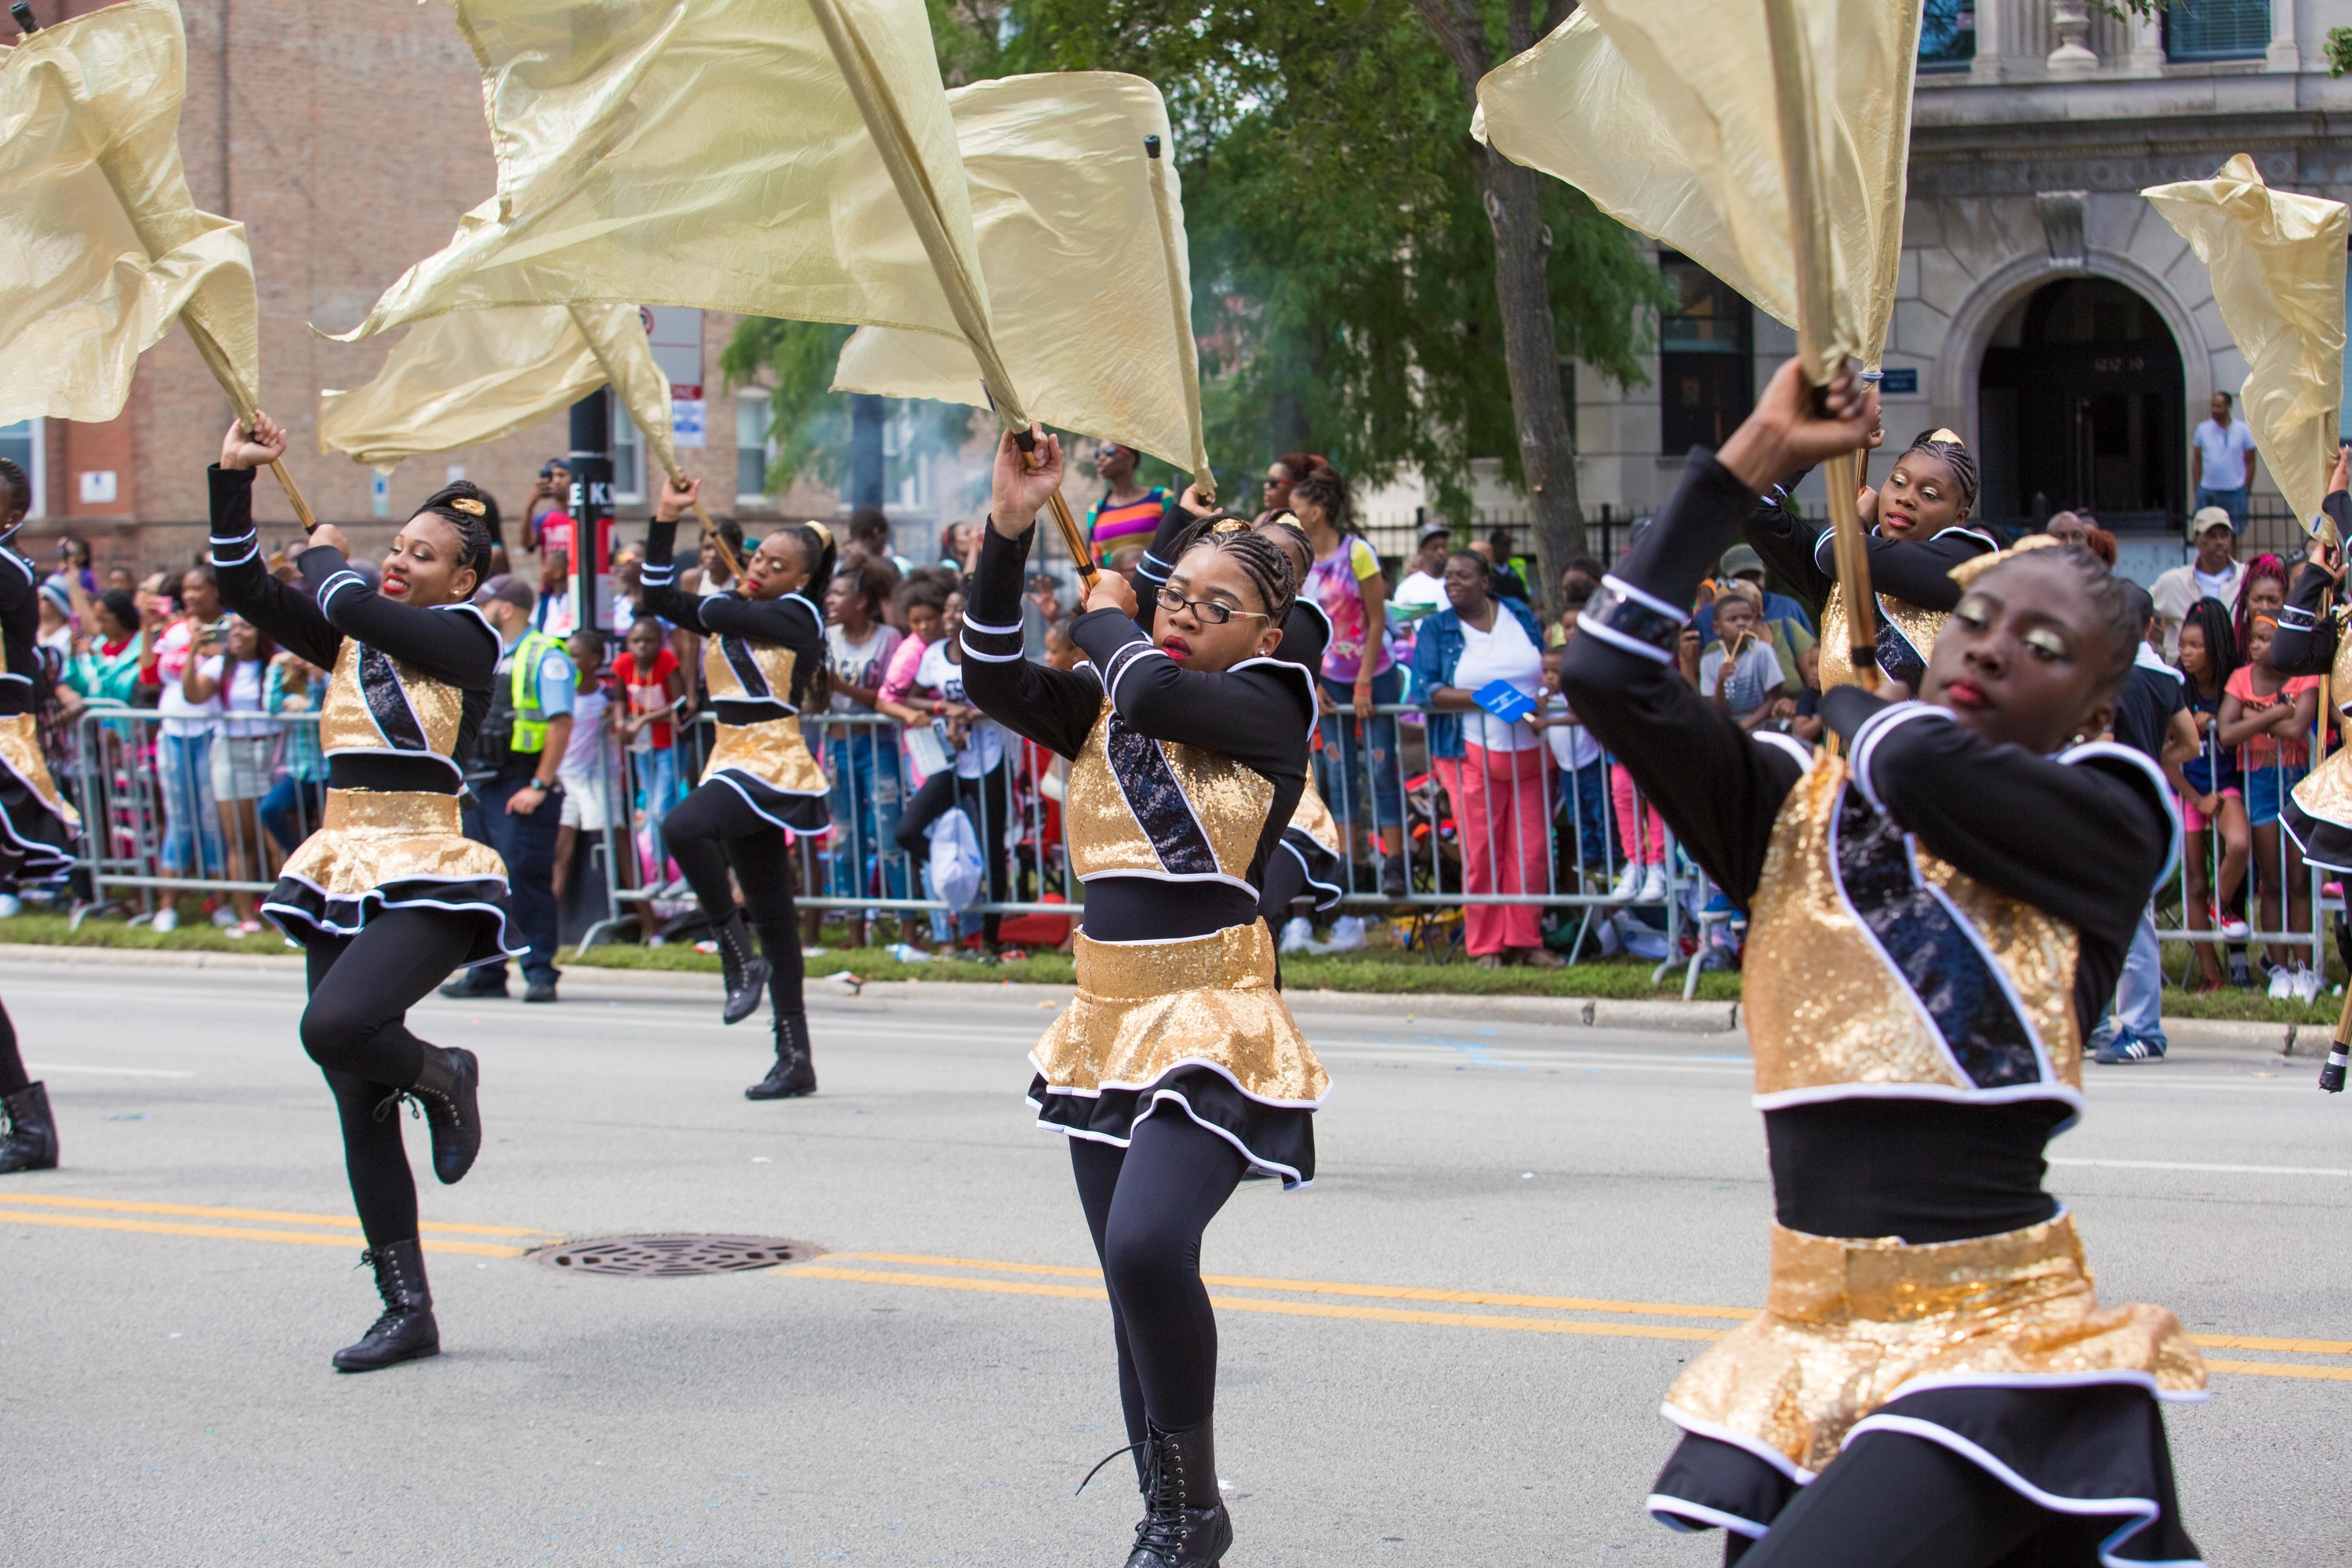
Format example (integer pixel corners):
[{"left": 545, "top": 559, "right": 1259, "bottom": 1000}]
[{"left": 4, "top": 959, "right": 2347, "bottom": 1566}]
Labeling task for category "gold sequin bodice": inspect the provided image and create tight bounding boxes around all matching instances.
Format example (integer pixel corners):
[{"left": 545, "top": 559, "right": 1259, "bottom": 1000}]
[
  {"left": 1741, "top": 755, "right": 2081, "bottom": 1107},
  {"left": 317, "top": 637, "right": 465, "bottom": 762},
  {"left": 1817, "top": 586, "right": 1950, "bottom": 691},
  {"left": 702, "top": 631, "right": 798, "bottom": 707},
  {"left": 1065, "top": 699, "right": 1276, "bottom": 890}
]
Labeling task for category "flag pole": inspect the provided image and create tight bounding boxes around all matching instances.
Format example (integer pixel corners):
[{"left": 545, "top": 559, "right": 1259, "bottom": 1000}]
[{"left": 1144, "top": 134, "right": 1214, "bottom": 507}]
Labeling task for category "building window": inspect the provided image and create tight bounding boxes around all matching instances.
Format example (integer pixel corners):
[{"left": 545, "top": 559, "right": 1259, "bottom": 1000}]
[
  {"left": 2165, "top": 0, "right": 2269, "bottom": 60},
  {"left": 736, "top": 397, "right": 773, "bottom": 503},
  {"left": 611, "top": 401, "right": 644, "bottom": 503},
  {"left": 1658, "top": 256, "right": 1754, "bottom": 453},
  {"left": 1917, "top": 0, "right": 1974, "bottom": 71},
  {"left": 0, "top": 420, "right": 42, "bottom": 519}
]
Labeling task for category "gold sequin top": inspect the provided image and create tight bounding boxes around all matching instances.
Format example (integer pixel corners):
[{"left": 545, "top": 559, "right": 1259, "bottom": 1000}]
[
  {"left": 1741, "top": 750, "right": 2084, "bottom": 1113},
  {"left": 1065, "top": 695, "right": 1279, "bottom": 894},
  {"left": 315, "top": 623, "right": 476, "bottom": 784}
]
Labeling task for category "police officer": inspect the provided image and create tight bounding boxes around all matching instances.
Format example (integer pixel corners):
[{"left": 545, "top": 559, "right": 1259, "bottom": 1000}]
[{"left": 443, "top": 575, "right": 574, "bottom": 1004}]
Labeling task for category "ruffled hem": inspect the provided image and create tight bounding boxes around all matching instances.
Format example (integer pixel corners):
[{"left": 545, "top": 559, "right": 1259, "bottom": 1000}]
[
  {"left": 263, "top": 873, "right": 523, "bottom": 969},
  {"left": 1027, "top": 1065, "right": 1317, "bottom": 1189},
  {"left": 711, "top": 770, "right": 832, "bottom": 835},
  {"left": 2281, "top": 794, "right": 2352, "bottom": 874},
  {"left": 1649, "top": 1383, "right": 2203, "bottom": 1566},
  {"left": 0, "top": 768, "right": 76, "bottom": 880},
  {"left": 1279, "top": 826, "right": 1344, "bottom": 914}
]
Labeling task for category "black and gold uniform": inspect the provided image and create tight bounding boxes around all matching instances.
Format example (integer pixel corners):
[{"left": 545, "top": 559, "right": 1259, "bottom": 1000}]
[
  {"left": 1563, "top": 452, "right": 2204, "bottom": 1566},
  {"left": 209, "top": 463, "right": 509, "bottom": 1372},
  {"left": 0, "top": 535, "right": 78, "bottom": 1174},
  {"left": 1745, "top": 455, "right": 1995, "bottom": 691},
  {"left": 2269, "top": 493, "right": 2352, "bottom": 872},
  {"left": 962, "top": 514, "right": 1323, "bottom": 1568},
  {"left": 637, "top": 518, "right": 831, "bottom": 1098}
]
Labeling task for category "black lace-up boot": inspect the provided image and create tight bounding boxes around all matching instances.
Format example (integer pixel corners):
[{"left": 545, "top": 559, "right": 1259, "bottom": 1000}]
[
  {"left": 332, "top": 1240, "right": 439, "bottom": 1373},
  {"left": 745, "top": 1011, "right": 816, "bottom": 1101},
  {"left": 405, "top": 1045, "right": 481, "bottom": 1185},
  {"left": 713, "top": 911, "right": 772, "bottom": 1025},
  {"left": 1124, "top": 1421, "right": 1230, "bottom": 1567},
  {"left": 0, "top": 1081, "right": 58, "bottom": 1174}
]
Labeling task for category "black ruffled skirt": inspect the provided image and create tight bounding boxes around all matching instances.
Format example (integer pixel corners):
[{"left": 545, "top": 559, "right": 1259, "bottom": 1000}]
[
  {"left": 1029, "top": 1065, "right": 1317, "bottom": 1188},
  {"left": 1650, "top": 1383, "right": 2201, "bottom": 1566},
  {"left": 0, "top": 768, "right": 76, "bottom": 881}
]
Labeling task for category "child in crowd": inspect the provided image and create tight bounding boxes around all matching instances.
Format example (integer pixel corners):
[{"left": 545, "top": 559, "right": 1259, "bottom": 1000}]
[
  {"left": 552, "top": 629, "right": 614, "bottom": 903},
  {"left": 1697, "top": 583, "right": 1789, "bottom": 731},
  {"left": 613, "top": 616, "right": 688, "bottom": 889},
  {"left": 2172, "top": 601, "right": 2249, "bottom": 993},
  {"left": 819, "top": 558, "right": 907, "bottom": 949},
  {"left": 2217, "top": 611, "right": 2321, "bottom": 1000},
  {"left": 1539, "top": 629, "right": 1612, "bottom": 884}
]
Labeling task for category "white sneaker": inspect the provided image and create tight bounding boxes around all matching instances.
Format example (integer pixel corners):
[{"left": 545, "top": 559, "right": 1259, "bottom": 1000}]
[
  {"left": 2214, "top": 910, "right": 2251, "bottom": 942},
  {"left": 1323, "top": 914, "right": 1367, "bottom": 953},
  {"left": 2268, "top": 964, "right": 2295, "bottom": 1000},
  {"left": 1608, "top": 862, "right": 1642, "bottom": 902},
  {"left": 1638, "top": 862, "right": 1670, "bottom": 903},
  {"left": 0, "top": 893, "right": 20, "bottom": 918},
  {"left": 2292, "top": 964, "right": 2322, "bottom": 1005},
  {"left": 152, "top": 906, "right": 179, "bottom": 933},
  {"left": 1279, "top": 916, "right": 1315, "bottom": 954},
  {"left": 210, "top": 905, "right": 238, "bottom": 928}
]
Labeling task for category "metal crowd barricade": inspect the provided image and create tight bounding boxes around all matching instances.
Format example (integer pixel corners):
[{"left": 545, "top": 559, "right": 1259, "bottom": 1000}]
[
  {"left": 2154, "top": 714, "right": 2332, "bottom": 986},
  {"left": 65, "top": 706, "right": 327, "bottom": 920}
]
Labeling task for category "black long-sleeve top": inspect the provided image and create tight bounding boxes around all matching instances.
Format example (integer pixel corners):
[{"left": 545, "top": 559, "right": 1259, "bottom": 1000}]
[
  {"left": 1561, "top": 452, "right": 2174, "bottom": 1244},
  {"left": 1744, "top": 477, "right": 1994, "bottom": 619},
  {"left": 961, "top": 521, "right": 1315, "bottom": 942},
  {"left": 208, "top": 465, "right": 497, "bottom": 794},
  {"left": 637, "top": 520, "right": 825, "bottom": 717},
  {"left": 2268, "top": 493, "right": 2352, "bottom": 681},
  {"left": 0, "top": 544, "right": 41, "bottom": 717}
]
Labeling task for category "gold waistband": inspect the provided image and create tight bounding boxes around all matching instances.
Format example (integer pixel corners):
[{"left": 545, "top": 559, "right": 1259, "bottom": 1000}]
[
  {"left": 1072, "top": 921, "right": 1276, "bottom": 999},
  {"left": 704, "top": 714, "right": 827, "bottom": 796},
  {"left": 321, "top": 787, "right": 464, "bottom": 836},
  {"left": 1765, "top": 1213, "right": 2087, "bottom": 1325}
]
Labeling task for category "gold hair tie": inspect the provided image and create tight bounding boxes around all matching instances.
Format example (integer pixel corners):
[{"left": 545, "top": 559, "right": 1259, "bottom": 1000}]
[
  {"left": 804, "top": 520, "right": 833, "bottom": 548},
  {"left": 1210, "top": 517, "right": 1247, "bottom": 535},
  {"left": 449, "top": 497, "right": 486, "bottom": 517},
  {"left": 1946, "top": 532, "right": 2059, "bottom": 590},
  {"left": 1927, "top": 428, "right": 1965, "bottom": 448}
]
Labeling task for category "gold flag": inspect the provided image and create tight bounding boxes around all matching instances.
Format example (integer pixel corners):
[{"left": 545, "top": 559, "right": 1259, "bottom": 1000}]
[
  {"left": 0, "top": 0, "right": 259, "bottom": 425},
  {"left": 1474, "top": 0, "right": 1922, "bottom": 377},
  {"left": 319, "top": 306, "right": 608, "bottom": 471},
  {"left": 833, "top": 72, "right": 1213, "bottom": 485},
  {"left": 330, "top": 0, "right": 1020, "bottom": 417},
  {"left": 2146, "top": 154, "right": 2350, "bottom": 533},
  {"left": 568, "top": 304, "right": 677, "bottom": 485}
]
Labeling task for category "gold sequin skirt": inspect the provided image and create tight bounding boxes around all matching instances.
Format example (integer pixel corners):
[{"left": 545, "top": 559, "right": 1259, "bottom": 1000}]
[
  {"left": 1664, "top": 1213, "right": 2206, "bottom": 1480},
  {"left": 265, "top": 788, "right": 519, "bottom": 965},
  {"left": 2286, "top": 750, "right": 2352, "bottom": 872},
  {"left": 702, "top": 717, "right": 831, "bottom": 833},
  {"left": 1028, "top": 921, "right": 1327, "bottom": 1185},
  {"left": 0, "top": 713, "right": 77, "bottom": 876}
]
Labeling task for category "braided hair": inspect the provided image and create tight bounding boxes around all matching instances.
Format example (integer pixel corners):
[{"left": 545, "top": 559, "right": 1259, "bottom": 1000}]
[
  {"left": 1247, "top": 511, "right": 1313, "bottom": 585},
  {"left": 1164, "top": 515, "right": 1298, "bottom": 626},
  {"left": 0, "top": 457, "right": 28, "bottom": 522},
  {"left": 1896, "top": 429, "right": 1979, "bottom": 521},
  {"left": 1288, "top": 469, "right": 1351, "bottom": 532},
  {"left": 1976, "top": 543, "right": 2141, "bottom": 705},
  {"left": 412, "top": 481, "right": 499, "bottom": 585}
]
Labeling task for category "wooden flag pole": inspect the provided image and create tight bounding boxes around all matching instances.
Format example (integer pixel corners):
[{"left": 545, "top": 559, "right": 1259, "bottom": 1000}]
[
  {"left": 1144, "top": 133, "right": 1214, "bottom": 507},
  {"left": 1012, "top": 429, "right": 1099, "bottom": 593}
]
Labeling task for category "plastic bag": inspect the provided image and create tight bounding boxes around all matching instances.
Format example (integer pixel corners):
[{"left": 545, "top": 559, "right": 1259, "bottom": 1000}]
[{"left": 927, "top": 806, "right": 984, "bottom": 913}]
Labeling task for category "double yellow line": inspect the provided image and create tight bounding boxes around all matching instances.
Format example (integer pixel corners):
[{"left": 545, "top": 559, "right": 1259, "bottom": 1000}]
[
  {"left": 788, "top": 1251, "right": 2352, "bottom": 1384},
  {"left": 0, "top": 1192, "right": 557, "bottom": 1257},
  {"left": 5, "top": 1196, "right": 2347, "bottom": 1383}
]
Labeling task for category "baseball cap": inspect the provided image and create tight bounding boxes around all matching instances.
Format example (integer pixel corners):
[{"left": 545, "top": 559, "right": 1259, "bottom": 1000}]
[
  {"left": 2189, "top": 504, "right": 2237, "bottom": 539},
  {"left": 1719, "top": 543, "right": 1766, "bottom": 578},
  {"left": 474, "top": 573, "right": 536, "bottom": 611},
  {"left": 1417, "top": 523, "right": 1451, "bottom": 545}
]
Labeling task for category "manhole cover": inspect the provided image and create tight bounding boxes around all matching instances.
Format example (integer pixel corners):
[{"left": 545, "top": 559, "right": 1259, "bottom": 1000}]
[{"left": 531, "top": 1234, "right": 816, "bottom": 1278}]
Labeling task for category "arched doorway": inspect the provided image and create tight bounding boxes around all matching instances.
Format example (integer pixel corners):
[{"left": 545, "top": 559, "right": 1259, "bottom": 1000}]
[{"left": 1976, "top": 278, "right": 2184, "bottom": 532}]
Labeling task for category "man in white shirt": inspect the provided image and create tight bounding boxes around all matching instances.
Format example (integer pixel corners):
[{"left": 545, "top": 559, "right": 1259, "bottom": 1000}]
[
  {"left": 2149, "top": 504, "right": 2243, "bottom": 660},
  {"left": 1391, "top": 524, "right": 1452, "bottom": 611},
  {"left": 2191, "top": 390, "right": 2257, "bottom": 530}
]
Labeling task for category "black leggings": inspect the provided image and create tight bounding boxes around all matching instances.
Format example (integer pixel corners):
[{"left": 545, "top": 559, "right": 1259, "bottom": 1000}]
[
  {"left": 1070, "top": 1110, "right": 1247, "bottom": 1445},
  {"left": 1727, "top": 1432, "right": 2112, "bottom": 1568},
  {"left": 895, "top": 761, "right": 1012, "bottom": 946},
  {"left": 0, "top": 996, "right": 25, "bottom": 1095},
  {"left": 663, "top": 780, "right": 804, "bottom": 1019},
  {"left": 299, "top": 908, "right": 480, "bottom": 1248}
]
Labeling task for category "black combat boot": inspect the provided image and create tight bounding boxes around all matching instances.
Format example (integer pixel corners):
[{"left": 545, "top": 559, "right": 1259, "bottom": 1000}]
[
  {"left": 713, "top": 911, "right": 771, "bottom": 1025},
  {"left": 0, "top": 1081, "right": 58, "bottom": 1174},
  {"left": 1125, "top": 1420, "right": 1231, "bottom": 1567},
  {"left": 407, "top": 1045, "right": 482, "bottom": 1185},
  {"left": 745, "top": 1011, "right": 817, "bottom": 1101},
  {"left": 332, "top": 1239, "right": 439, "bottom": 1373}
]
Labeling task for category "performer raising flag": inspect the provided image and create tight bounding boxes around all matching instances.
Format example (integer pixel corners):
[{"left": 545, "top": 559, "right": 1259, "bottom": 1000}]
[
  {"left": 208, "top": 414, "right": 513, "bottom": 1374},
  {"left": 637, "top": 478, "right": 834, "bottom": 1102},
  {"left": 1563, "top": 358, "right": 2205, "bottom": 1566},
  {"left": 962, "top": 430, "right": 1325, "bottom": 1568}
]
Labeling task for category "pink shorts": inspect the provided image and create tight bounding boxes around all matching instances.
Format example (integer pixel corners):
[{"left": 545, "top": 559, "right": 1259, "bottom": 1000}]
[{"left": 2180, "top": 786, "right": 2241, "bottom": 833}]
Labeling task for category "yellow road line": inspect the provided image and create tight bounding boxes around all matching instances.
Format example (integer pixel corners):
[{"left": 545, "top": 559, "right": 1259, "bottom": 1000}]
[
  {"left": 0, "top": 1192, "right": 554, "bottom": 1238},
  {"left": 0, "top": 1207, "right": 527, "bottom": 1257},
  {"left": 2189, "top": 1333, "right": 2352, "bottom": 1356},
  {"left": 826, "top": 1251, "right": 1759, "bottom": 1321},
  {"left": 2202, "top": 1359, "right": 2352, "bottom": 1382}
]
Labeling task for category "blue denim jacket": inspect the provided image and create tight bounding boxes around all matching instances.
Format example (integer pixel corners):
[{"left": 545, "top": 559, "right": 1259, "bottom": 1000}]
[{"left": 1406, "top": 595, "right": 1548, "bottom": 760}]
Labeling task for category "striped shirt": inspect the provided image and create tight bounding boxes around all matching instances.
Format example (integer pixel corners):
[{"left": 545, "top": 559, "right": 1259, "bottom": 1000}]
[{"left": 1085, "top": 488, "right": 1167, "bottom": 566}]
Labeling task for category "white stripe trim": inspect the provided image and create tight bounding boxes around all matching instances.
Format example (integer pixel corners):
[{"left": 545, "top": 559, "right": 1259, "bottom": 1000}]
[
  {"left": 1599, "top": 573, "right": 1688, "bottom": 626},
  {"left": 1751, "top": 730, "right": 1815, "bottom": 774},
  {"left": 1886, "top": 1369, "right": 2208, "bottom": 1405},
  {"left": 1929, "top": 524, "right": 1999, "bottom": 551},
  {"left": 1752, "top": 1079, "right": 2085, "bottom": 1114},
  {"left": 1643, "top": 1496, "right": 1768, "bottom": 1540},
  {"left": 1230, "top": 654, "right": 1320, "bottom": 750},
  {"left": 960, "top": 611, "right": 1022, "bottom": 637},
  {"left": 1660, "top": 1405, "right": 1813, "bottom": 1483},
  {"left": 1577, "top": 618, "right": 1675, "bottom": 666},
  {"left": 1103, "top": 641, "right": 1166, "bottom": 707},
  {"left": 2059, "top": 739, "right": 2183, "bottom": 891},
  {"left": 316, "top": 572, "right": 365, "bottom": 612},
  {"left": 957, "top": 637, "right": 1027, "bottom": 663},
  {"left": 708, "top": 771, "right": 834, "bottom": 835},
  {"left": 1847, "top": 700, "right": 1950, "bottom": 811}
]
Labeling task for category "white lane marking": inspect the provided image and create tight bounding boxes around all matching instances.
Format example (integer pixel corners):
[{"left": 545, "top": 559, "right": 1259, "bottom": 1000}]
[
  {"left": 25, "top": 1062, "right": 197, "bottom": 1078},
  {"left": 2052, "top": 1156, "right": 2352, "bottom": 1178}
]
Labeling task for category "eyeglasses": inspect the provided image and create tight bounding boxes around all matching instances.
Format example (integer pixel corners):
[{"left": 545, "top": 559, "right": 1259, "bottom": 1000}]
[{"left": 1156, "top": 586, "right": 1270, "bottom": 626}]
